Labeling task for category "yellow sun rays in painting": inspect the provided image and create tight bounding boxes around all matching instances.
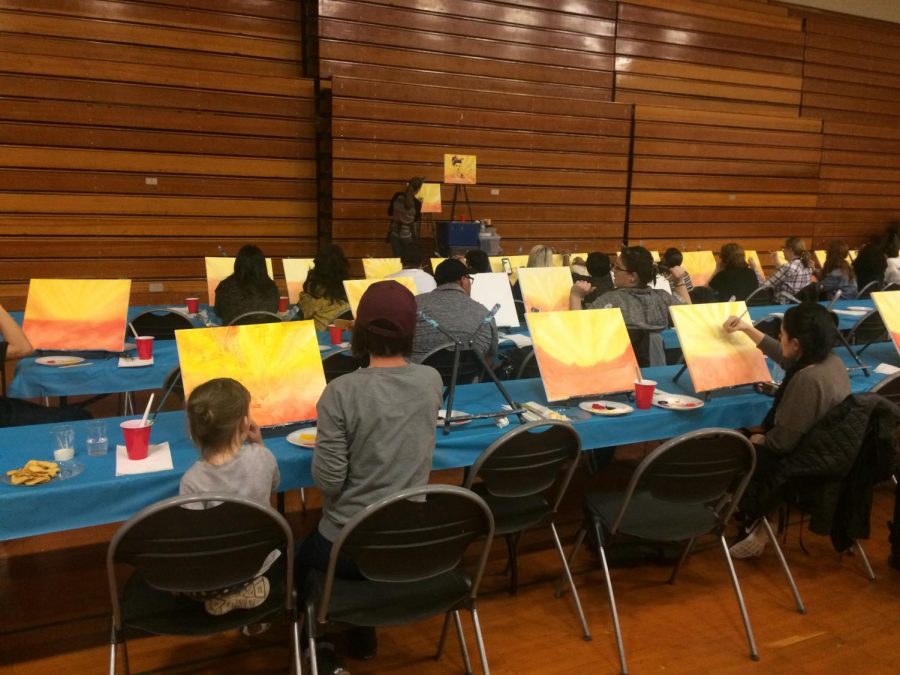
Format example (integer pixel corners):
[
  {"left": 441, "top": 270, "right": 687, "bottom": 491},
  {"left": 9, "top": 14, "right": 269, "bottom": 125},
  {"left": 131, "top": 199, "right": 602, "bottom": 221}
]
[
  {"left": 176, "top": 320, "right": 326, "bottom": 427},
  {"left": 517, "top": 267, "right": 574, "bottom": 314},
  {"left": 343, "top": 277, "right": 417, "bottom": 317},
  {"left": 23, "top": 279, "right": 131, "bottom": 351},
  {"left": 282, "top": 258, "right": 315, "bottom": 304},
  {"left": 680, "top": 251, "right": 717, "bottom": 288},
  {"left": 872, "top": 291, "right": 900, "bottom": 355},
  {"left": 362, "top": 258, "right": 403, "bottom": 280}
]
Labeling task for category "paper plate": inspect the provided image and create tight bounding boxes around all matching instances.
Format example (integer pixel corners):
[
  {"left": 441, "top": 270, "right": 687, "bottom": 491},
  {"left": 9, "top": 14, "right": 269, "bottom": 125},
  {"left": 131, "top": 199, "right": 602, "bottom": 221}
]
[
  {"left": 318, "top": 345, "right": 330, "bottom": 352},
  {"left": 437, "top": 409, "right": 472, "bottom": 426},
  {"left": 2, "top": 460, "right": 84, "bottom": 486},
  {"left": 652, "top": 391, "right": 704, "bottom": 410},
  {"left": 286, "top": 428, "right": 317, "bottom": 448},
  {"left": 579, "top": 400, "right": 633, "bottom": 416},
  {"left": 35, "top": 356, "right": 84, "bottom": 367}
]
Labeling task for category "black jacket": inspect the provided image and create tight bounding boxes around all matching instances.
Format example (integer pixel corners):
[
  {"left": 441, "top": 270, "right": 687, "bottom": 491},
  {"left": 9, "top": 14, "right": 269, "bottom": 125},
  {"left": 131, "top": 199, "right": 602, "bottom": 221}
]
[{"left": 741, "top": 393, "right": 900, "bottom": 551}]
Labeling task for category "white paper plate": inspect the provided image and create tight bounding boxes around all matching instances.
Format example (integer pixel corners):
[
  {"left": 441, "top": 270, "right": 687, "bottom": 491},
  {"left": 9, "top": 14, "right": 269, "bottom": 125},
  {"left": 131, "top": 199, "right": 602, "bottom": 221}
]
[
  {"left": 652, "top": 391, "right": 704, "bottom": 410},
  {"left": 1, "top": 460, "right": 84, "bottom": 485},
  {"left": 579, "top": 400, "right": 633, "bottom": 416},
  {"left": 286, "top": 428, "right": 317, "bottom": 448},
  {"left": 847, "top": 306, "right": 871, "bottom": 311},
  {"left": 35, "top": 356, "right": 84, "bottom": 367},
  {"left": 318, "top": 345, "right": 330, "bottom": 352},
  {"left": 437, "top": 409, "right": 472, "bottom": 426}
]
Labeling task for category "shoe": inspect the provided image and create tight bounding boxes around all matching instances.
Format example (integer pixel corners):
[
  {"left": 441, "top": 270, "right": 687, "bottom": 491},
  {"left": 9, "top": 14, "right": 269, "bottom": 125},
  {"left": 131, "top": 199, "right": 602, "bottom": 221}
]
[
  {"left": 347, "top": 626, "right": 377, "bottom": 660},
  {"left": 729, "top": 521, "right": 767, "bottom": 559},
  {"left": 204, "top": 576, "right": 270, "bottom": 616}
]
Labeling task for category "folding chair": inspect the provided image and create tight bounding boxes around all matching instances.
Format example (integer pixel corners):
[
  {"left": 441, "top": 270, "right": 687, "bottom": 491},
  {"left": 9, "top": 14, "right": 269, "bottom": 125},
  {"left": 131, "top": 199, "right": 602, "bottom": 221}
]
[
  {"left": 322, "top": 350, "right": 367, "bottom": 383},
  {"left": 857, "top": 280, "right": 882, "bottom": 298},
  {"left": 847, "top": 309, "right": 888, "bottom": 356},
  {"left": 464, "top": 421, "right": 591, "bottom": 640},
  {"left": 422, "top": 342, "right": 487, "bottom": 390},
  {"left": 561, "top": 428, "right": 804, "bottom": 674},
  {"left": 303, "top": 485, "right": 494, "bottom": 675},
  {"left": 107, "top": 493, "right": 301, "bottom": 675},
  {"left": 130, "top": 309, "right": 194, "bottom": 340},
  {"left": 513, "top": 347, "right": 541, "bottom": 380},
  {"left": 744, "top": 286, "right": 775, "bottom": 306},
  {"left": 228, "top": 311, "right": 284, "bottom": 326}
]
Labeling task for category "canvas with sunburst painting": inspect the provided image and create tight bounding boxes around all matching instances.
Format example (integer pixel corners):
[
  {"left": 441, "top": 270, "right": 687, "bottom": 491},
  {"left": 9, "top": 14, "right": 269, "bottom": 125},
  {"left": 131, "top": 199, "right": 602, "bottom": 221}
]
[
  {"left": 418, "top": 183, "right": 442, "bottom": 213},
  {"left": 670, "top": 301, "right": 770, "bottom": 392},
  {"left": 205, "top": 257, "right": 274, "bottom": 305},
  {"left": 343, "top": 277, "right": 417, "bottom": 317},
  {"left": 23, "top": 279, "right": 131, "bottom": 351},
  {"left": 517, "top": 267, "right": 574, "bottom": 314},
  {"left": 282, "top": 258, "right": 314, "bottom": 304},
  {"left": 680, "top": 251, "right": 717, "bottom": 287},
  {"left": 527, "top": 309, "right": 639, "bottom": 402},
  {"left": 871, "top": 291, "right": 900, "bottom": 354},
  {"left": 176, "top": 320, "right": 326, "bottom": 427},
  {"left": 362, "top": 258, "right": 403, "bottom": 280},
  {"left": 744, "top": 250, "right": 765, "bottom": 280},
  {"left": 489, "top": 254, "right": 528, "bottom": 285}
]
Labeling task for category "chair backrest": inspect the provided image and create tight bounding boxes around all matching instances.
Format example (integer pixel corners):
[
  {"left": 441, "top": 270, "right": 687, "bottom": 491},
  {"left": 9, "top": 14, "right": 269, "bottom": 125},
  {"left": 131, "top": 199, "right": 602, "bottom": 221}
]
[
  {"left": 322, "top": 350, "right": 367, "bottom": 382},
  {"left": 608, "top": 428, "right": 755, "bottom": 535},
  {"left": 745, "top": 286, "right": 775, "bottom": 306},
  {"left": 464, "top": 420, "right": 581, "bottom": 514},
  {"left": 797, "top": 282, "right": 822, "bottom": 302},
  {"left": 870, "top": 371, "right": 900, "bottom": 405},
  {"left": 319, "top": 485, "right": 494, "bottom": 622},
  {"left": 422, "top": 343, "right": 485, "bottom": 387},
  {"left": 857, "top": 280, "right": 881, "bottom": 298},
  {"left": 514, "top": 347, "right": 541, "bottom": 380},
  {"left": 753, "top": 315, "right": 782, "bottom": 339},
  {"left": 848, "top": 310, "right": 887, "bottom": 345},
  {"left": 107, "top": 493, "right": 294, "bottom": 624},
  {"left": 333, "top": 308, "right": 353, "bottom": 322},
  {"left": 131, "top": 309, "right": 195, "bottom": 340},
  {"left": 228, "top": 311, "right": 283, "bottom": 326}
]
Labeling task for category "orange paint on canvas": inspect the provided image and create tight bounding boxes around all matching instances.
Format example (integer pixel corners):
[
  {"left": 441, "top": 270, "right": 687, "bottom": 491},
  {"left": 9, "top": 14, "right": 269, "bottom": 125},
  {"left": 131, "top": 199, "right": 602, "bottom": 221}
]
[
  {"left": 680, "top": 251, "right": 717, "bottom": 288},
  {"left": 534, "top": 342, "right": 637, "bottom": 401}
]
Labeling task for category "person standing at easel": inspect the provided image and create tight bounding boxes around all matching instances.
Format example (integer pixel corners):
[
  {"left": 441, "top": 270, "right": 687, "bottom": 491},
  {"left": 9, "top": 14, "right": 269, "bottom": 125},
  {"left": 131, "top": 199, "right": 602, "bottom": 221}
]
[{"left": 387, "top": 176, "right": 424, "bottom": 256}]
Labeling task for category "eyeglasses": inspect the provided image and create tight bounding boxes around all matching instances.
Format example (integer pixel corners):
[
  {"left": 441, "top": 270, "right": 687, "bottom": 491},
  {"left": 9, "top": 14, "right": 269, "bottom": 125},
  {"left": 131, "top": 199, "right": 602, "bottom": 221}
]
[{"left": 462, "top": 275, "right": 474, "bottom": 282}]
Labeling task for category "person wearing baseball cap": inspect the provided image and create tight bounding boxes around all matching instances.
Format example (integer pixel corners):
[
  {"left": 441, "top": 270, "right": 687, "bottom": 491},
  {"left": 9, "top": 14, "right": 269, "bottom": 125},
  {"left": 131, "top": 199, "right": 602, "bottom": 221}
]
[
  {"left": 386, "top": 176, "right": 426, "bottom": 256},
  {"left": 411, "top": 258, "right": 499, "bottom": 364},
  {"left": 300, "top": 280, "right": 443, "bottom": 665}
]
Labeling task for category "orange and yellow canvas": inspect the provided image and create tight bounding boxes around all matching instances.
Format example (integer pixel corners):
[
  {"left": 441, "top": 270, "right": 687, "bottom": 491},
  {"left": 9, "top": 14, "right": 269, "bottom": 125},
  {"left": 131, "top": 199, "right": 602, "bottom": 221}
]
[
  {"left": 176, "top": 320, "right": 325, "bottom": 427},
  {"left": 418, "top": 183, "right": 442, "bottom": 213},
  {"left": 871, "top": 291, "right": 900, "bottom": 354},
  {"left": 282, "top": 258, "right": 314, "bottom": 304},
  {"left": 517, "top": 267, "right": 574, "bottom": 313},
  {"left": 430, "top": 257, "right": 449, "bottom": 273},
  {"left": 23, "top": 279, "right": 131, "bottom": 351},
  {"left": 444, "top": 153, "right": 477, "bottom": 185},
  {"left": 744, "top": 250, "right": 765, "bottom": 280},
  {"left": 343, "top": 277, "right": 417, "bottom": 317},
  {"left": 552, "top": 253, "right": 588, "bottom": 267},
  {"left": 680, "top": 251, "right": 717, "bottom": 287},
  {"left": 527, "top": 309, "right": 639, "bottom": 402},
  {"left": 670, "top": 301, "right": 771, "bottom": 392},
  {"left": 489, "top": 254, "right": 528, "bottom": 285},
  {"left": 362, "top": 258, "right": 403, "bottom": 280},
  {"left": 205, "top": 257, "right": 274, "bottom": 306}
]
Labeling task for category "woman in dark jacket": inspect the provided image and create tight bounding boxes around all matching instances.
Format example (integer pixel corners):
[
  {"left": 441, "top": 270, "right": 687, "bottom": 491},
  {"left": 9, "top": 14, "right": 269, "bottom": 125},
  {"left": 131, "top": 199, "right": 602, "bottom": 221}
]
[
  {"left": 709, "top": 243, "right": 760, "bottom": 302},
  {"left": 214, "top": 245, "right": 280, "bottom": 325}
]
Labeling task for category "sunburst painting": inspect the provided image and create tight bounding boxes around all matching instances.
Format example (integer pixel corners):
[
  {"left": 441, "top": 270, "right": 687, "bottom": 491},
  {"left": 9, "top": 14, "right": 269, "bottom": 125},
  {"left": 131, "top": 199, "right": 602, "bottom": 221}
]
[
  {"left": 23, "top": 279, "right": 131, "bottom": 351},
  {"left": 176, "top": 320, "right": 325, "bottom": 426},
  {"left": 418, "top": 183, "right": 442, "bottom": 214},
  {"left": 680, "top": 251, "right": 717, "bottom": 287},
  {"left": 362, "top": 258, "right": 403, "bottom": 280},
  {"left": 670, "top": 301, "right": 770, "bottom": 392},
  {"left": 205, "top": 257, "right": 274, "bottom": 305},
  {"left": 744, "top": 250, "right": 765, "bottom": 280},
  {"left": 517, "top": 267, "right": 574, "bottom": 314},
  {"left": 527, "top": 308, "right": 639, "bottom": 401},
  {"left": 282, "top": 258, "right": 315, "bottom": 304},
  {"left": 552, "top": 253, "right": 587, "bottom": 267},
  {"left": 871, "top": 291, "right": 900, "bottom": 354},
  {"left": 489, "top": 255, "right": 528, "bottom": 285},
  {"left": 343, "top": 277, "right": 417, "bottom": 317}
]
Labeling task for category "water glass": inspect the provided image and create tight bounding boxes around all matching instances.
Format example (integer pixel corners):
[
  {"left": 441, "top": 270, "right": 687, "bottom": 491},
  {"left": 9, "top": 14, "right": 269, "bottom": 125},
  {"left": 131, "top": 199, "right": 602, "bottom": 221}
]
[{"left": 86, "top": 420, "right": 109, "bottom": 456}]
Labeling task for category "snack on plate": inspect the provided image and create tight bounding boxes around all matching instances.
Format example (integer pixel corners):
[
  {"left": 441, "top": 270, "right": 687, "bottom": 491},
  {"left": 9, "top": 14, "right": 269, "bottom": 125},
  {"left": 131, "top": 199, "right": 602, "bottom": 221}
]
[{"left": 6, "top": 460, "right": 60, "bottom": 486}]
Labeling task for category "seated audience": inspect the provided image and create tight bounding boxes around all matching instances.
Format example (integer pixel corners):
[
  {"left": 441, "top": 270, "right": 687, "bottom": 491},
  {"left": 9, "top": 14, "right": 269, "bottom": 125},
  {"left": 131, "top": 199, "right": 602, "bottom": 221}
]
[
  {"left": 0, "top": 303, "right": 91, "bottom": 428},
  {"left": 820, "top": 240, "right": 858, "bottom": 300},
  {"left": 662, "top": 247, "right": 694, "bottom": 291},
  {"left": 301, "top": 280, "right": 443, "bottom": 666},
  {"left": 465, "top": 249, "right": 491, "bottom": 274},
  {"left": 298, "top": 244, "right": 351, "bottom": 331},
  {"left": 214, "top": 244, "right": 280, "bottom": 325},
  {"left": 722, "top": 303, "right": 850, "bottom": 558},
  {"left": 387, "top": 243, "right": 436, "bottom": 294},
  {"left": 412, "top": 258, "right": 498, "bottom": 363},
  {"left": 767, "top": 237, "right": 816, "bottom": 304},
  {"left": 709, "top": 243, "right": 760, "bottom": 301}
]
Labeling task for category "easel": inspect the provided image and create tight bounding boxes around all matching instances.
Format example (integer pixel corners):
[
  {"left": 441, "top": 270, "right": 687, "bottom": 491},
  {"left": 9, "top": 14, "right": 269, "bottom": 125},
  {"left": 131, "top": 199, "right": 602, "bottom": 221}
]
[{"left": 449, "top": 184, "right": 474, "bottom": 222}]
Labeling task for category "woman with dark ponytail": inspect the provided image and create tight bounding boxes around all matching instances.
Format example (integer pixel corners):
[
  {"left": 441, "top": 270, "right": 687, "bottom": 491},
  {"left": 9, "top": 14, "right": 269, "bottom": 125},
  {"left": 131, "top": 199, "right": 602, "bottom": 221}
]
[
  {"left": 767, "top": 237, "right": 815, "bottom": 303},
  {"left": 722, "top": 302, "right": 850, "bottom": 557}
]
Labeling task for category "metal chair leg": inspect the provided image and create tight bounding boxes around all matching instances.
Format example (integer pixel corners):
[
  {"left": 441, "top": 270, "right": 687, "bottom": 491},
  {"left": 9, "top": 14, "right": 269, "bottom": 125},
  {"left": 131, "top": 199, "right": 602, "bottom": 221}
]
[
  {"left": 305, "top": 604, "right": 319, "bottom": 675},
  {"left": 668, "top": 537, "right": 696, "bottom": 585},
  {"left": 291, "top": 617, "right": 303, "bottom": 675},
  {"left": 300, "top": 487, "right": 308, "bottom": 515},
  {"left": 854, "top": 540, "right": 877, "bottom": 581},
  {"left": 596, "top": 525, "right": 627, "bottom": 674},
  {"left": 549, "top": 521, "right": 591, "bottom": 640},
  {"left": 760, "top": 518, "right": 806, "bottom": 613},
  {"left": 505, "top": 533, "right": 520, "bottom": 595},
  {"left": 471, "top": 606, "right": 490, "bottom": 675},
  {"left": 719, "top": 535, "right": 760, "bottom": 662},
  {"left": 108, "top": 620, "right": 118, "bottom": 675},
  {"left": 453, "top": 609, "right": 473, "bottom": 675},
  {"left": 555, "top": 526, "right": 587, "bottom": 598},
  {"left": 435, "top": 611, "right": 451, "bottom": 660}
]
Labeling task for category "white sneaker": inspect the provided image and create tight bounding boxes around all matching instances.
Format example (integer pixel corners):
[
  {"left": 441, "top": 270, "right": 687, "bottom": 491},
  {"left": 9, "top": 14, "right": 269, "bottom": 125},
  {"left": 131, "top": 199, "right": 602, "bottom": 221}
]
[{"left": 729, "top": 523, "right": 767, "bottom": 559}]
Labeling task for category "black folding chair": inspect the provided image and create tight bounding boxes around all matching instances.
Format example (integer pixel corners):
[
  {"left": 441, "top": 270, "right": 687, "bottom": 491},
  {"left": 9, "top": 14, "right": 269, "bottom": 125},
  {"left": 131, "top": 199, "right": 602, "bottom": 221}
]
[
  {"left": 561, "top": 428, "right": 804, "bottom": 674},
  {"left": 303, "top": 485, "right": 494, "bottom": 675},
  {"left": 130, "top": 309, "right": 194, "bottom": 340},
  {"left": 464, "top": 421, "right": 591, "bottom": 640},
  {"left": 744, "top": 286, "right": 775, "bottom": 306},
  {"left": 847, "top": 309, "right": 888, "bottom": 356},
  {"left": 107, "top": 493, "right": 301, "bottom": 675},
  {"left": 857, "top": 280, "right": 882, "bottom": 299},
  {"left": 422, "top": 342, "right": 487, "bottom": 390},
  {"left": 228, "top": 311, "right": 284, "bottom": 326},
  {"left": 322, "top": 349, "right": 367, "bottom": 382},
  {"left": 513, "top": 347, "right": 541, "bottom": 380}
]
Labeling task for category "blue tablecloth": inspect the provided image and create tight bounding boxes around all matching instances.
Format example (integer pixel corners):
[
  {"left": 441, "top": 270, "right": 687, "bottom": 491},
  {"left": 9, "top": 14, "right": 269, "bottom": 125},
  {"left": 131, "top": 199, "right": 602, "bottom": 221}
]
[{"left": 2, "top": 341, "right": 894, "bottom": 541}]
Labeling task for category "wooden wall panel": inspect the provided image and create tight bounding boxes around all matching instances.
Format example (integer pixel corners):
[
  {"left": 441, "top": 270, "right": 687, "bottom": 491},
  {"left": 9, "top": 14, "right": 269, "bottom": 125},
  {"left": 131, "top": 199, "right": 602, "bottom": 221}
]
[
  {"left": 0, "top": 0, "right": 313, "bottom": 308},
  {"left": 329, "top": 76, "right": 631, "bottom": 274}
]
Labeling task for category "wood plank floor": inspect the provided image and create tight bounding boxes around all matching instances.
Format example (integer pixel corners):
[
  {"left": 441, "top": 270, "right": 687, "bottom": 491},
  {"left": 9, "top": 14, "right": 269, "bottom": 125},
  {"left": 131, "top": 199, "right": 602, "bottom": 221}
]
[{"left": 2, "top": 466, "right": 899, "bottom": 674}]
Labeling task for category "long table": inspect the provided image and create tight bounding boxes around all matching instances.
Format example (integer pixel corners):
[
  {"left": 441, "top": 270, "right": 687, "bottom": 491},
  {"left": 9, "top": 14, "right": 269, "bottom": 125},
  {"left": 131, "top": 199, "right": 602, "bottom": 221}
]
[{"left": 2, "top": 341, "right": 895, "bottom": 541}]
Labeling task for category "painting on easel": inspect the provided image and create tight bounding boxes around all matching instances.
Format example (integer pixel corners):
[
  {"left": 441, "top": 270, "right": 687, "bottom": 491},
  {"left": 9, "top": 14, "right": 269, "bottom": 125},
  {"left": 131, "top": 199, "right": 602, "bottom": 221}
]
[{"left": 444, "top": 154, "right": 477, "bottom": 185}]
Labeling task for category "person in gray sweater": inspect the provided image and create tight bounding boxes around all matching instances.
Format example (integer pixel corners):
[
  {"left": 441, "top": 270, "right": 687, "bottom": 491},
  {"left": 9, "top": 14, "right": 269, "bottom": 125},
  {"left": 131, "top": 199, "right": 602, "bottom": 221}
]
[
  {"left": 299, "top": 279, "right": 443, "bottom": 666},
  {"left": 723, "top": 302, "right": 851, "bottom": 558}
]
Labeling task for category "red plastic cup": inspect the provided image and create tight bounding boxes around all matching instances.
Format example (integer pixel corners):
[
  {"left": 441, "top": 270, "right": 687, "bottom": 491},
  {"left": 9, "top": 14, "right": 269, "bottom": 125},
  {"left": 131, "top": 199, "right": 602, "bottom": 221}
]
[
  {"left": 136, "top": 336, "right": 154, "bottom": 360},
  {"left": 328, "top": 324, "right": 343, "bottom": 345},
  {"left": 634, "top": 379, "right": 657, "bottom": 410},
  {"left": 120, "top": 419, "right": 152, "bottom": 460},
  {"left": 186, "top": 297, "right": 199, "bottom": 313},
  {"left": 278, "top": 296, "right": 289, "bottom": 313}
]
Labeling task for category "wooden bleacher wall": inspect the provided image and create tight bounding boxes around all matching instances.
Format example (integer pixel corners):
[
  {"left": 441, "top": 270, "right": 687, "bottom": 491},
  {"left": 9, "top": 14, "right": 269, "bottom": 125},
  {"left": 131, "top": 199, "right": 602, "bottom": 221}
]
[{"left": 2, "top": 0, "right": 900, "bottom": 301}]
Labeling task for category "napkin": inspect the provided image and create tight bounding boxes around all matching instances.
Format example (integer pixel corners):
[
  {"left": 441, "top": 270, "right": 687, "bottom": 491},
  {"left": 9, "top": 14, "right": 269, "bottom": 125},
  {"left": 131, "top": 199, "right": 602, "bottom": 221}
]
[
  {"left": 875, "top": 363, "right": 900, "bottom": 375},
  {"left": 167, "top": 306, "right": 190, "bottom": 314},
  {"left": 115, "top": 442, "right": 174, "bottom": 476},
  {"left": 118, "top": 356, "right": 154, "bottom": 368},
  {"left": 502, "top": 333, "right": 533, "bottom": 348},
  {"left": 833, "top": 309, "right": 868, "bottom": 317}
]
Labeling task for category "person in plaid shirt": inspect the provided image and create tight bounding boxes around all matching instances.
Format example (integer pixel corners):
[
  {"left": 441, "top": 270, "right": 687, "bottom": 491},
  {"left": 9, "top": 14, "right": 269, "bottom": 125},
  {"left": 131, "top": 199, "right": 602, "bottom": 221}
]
[{"left": 767, "top": 237, "right": 816, "bottom": 304}]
